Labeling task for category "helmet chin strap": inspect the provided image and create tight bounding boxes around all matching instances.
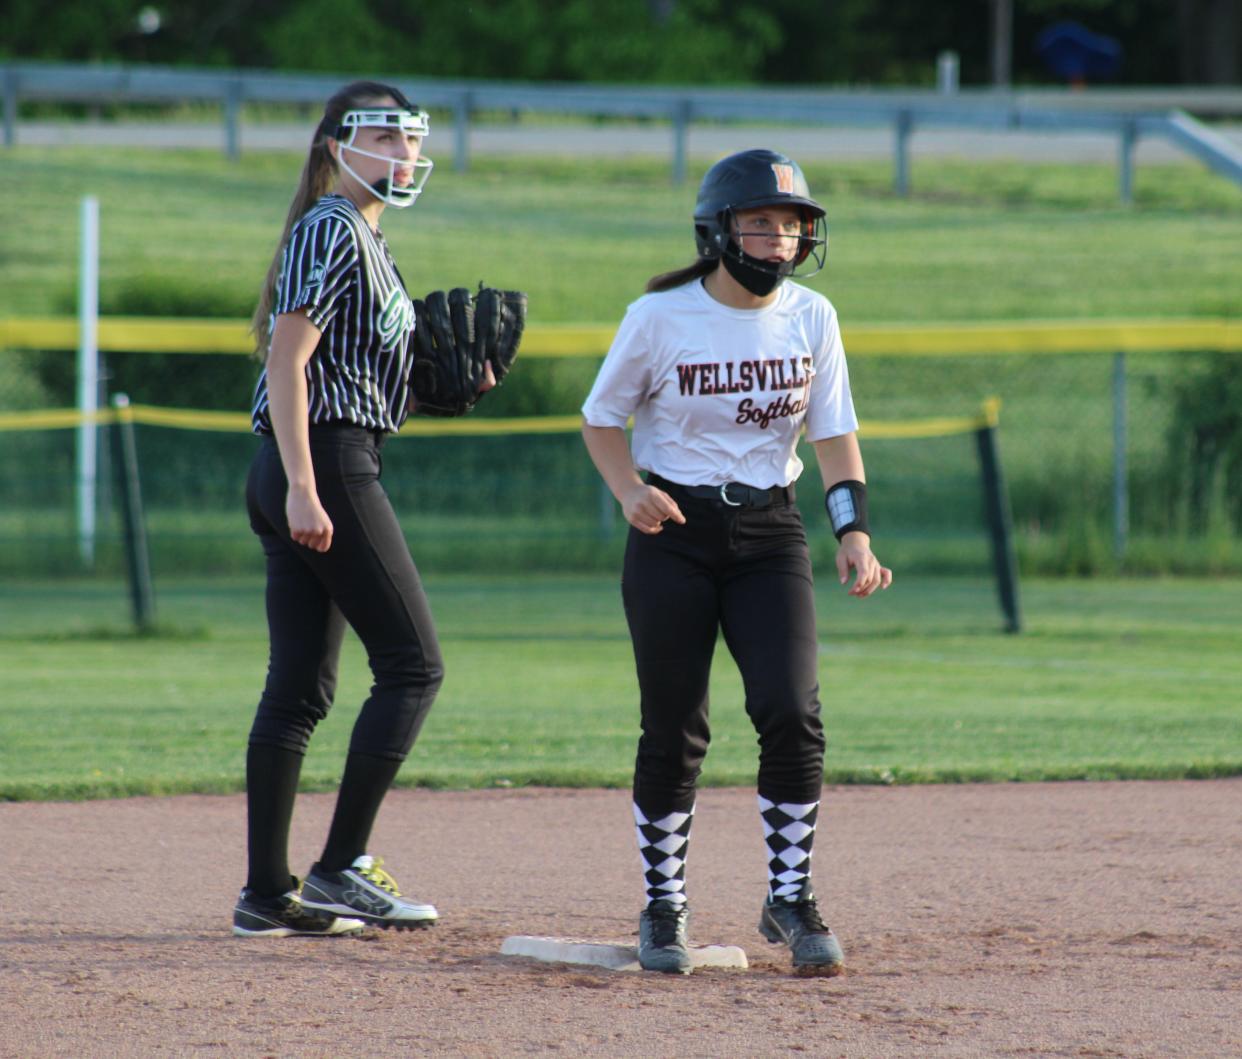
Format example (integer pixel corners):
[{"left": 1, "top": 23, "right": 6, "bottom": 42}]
[{"left": 721, "top": 241, "right": 794, "bottom": 297}]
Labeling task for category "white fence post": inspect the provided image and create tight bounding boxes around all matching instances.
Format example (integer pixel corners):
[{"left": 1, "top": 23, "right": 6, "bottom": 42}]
[{"left": 77, "top": 195, "right": 99, "bottom": 568}]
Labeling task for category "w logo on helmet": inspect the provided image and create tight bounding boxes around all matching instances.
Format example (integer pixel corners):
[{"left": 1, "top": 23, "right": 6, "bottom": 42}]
[{"left": 771, "top": 163, "right": 795, "bottom": 194}]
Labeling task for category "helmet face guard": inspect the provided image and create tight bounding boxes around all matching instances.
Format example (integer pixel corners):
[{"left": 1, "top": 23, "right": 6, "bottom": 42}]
[
  {"left": 719, "top": 205, "right": 828, "bottom": 272},
  {"left": 335, "top": 107, "right": 433, "bottom": 208},
  {"left": 693, "top": 150, "right": 828, "bottom": 287}
]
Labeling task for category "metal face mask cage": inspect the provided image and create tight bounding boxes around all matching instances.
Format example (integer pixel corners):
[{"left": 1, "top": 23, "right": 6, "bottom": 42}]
[
  {"left": 717, "top": 205, "right": 828, "bottom": 280},
  {"left": 336, "top": 107, "right": 433, "bottom": 208}
]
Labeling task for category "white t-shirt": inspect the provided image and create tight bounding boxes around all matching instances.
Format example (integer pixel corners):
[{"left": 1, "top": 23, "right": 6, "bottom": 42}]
[{"left": 581, "top": 279, "right": 858, "bottom": 488}]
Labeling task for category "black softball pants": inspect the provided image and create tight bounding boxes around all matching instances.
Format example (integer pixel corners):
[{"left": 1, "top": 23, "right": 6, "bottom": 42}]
[
  {"left": 622, "top": 483, "right": 826, "bottom": 816},
  {"left": 245, "top": 425, "right": 443, "bottom": 761}
]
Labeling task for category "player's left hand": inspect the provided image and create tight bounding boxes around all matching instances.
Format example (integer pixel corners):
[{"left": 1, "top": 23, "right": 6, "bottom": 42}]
[
  {"left": 480, "top": 359, "right": 497, "bottom": 393},
  {"left": 835, "top": 532, "right": 893, "bottom": 598}
]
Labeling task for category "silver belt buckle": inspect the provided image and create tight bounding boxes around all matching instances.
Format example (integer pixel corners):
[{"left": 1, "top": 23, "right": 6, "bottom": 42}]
[{"left": 720, "top": 482, "right": 742, "bottom": 507}]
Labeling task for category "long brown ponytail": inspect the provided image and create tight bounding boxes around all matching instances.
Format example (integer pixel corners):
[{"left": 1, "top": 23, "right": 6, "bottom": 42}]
[
  {"left": 645, "top": 257, "right": 716, "bottom": 293},
  {"left": 249, "top": 80, "right": 414, "bottom": 358}
]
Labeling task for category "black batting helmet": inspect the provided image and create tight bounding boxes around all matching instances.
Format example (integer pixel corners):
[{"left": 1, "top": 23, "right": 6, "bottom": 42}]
[{"left": 694, "top": 149, "right": 827, "bottom": 273}]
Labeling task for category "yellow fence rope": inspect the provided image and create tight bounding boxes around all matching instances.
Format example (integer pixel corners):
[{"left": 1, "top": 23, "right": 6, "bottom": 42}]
[
  {"left": 0, "top": 400, "right": 1000, "bottom": 440},
  {"left": 1, "top": 316, "right": 1239, "bottom": 357}
]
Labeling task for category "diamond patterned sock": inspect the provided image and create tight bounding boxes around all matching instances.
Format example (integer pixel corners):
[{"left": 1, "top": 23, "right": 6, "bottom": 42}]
[
  {"left": 633, "top": 802, "right": 694, "bottom": 909},
  {"left": 759, "top": 795, "right": 819, "bottom": 901}
]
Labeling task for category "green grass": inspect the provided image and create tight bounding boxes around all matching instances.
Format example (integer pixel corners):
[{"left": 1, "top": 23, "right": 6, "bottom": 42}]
[
  {"left": 0, "top": 149, "right": 1239, "bottom": 323},
  {"left": 1, "top": 575, "right": 1238, "bottom": 800}
]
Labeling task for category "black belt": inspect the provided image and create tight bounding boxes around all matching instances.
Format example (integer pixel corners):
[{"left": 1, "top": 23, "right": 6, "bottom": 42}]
[
  {"left": 648, "top": 473, "right": 795, "bottom": 509},
  {"left": 308, "top": 420, "right": 387, "bottom": 446}
]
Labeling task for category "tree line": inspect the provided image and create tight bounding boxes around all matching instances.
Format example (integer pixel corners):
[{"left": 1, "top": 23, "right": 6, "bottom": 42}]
[{"left": 5, "top": 0, "right": 1239, "bottom": 87}]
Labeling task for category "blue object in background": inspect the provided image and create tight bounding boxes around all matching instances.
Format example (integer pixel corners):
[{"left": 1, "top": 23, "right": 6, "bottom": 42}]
[{"left": 1035, "top": 21, "right": 1122, "bottom": 84}]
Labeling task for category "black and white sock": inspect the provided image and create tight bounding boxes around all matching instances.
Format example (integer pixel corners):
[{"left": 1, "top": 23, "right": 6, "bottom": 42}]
[
  {"left": 633, "top": 802, "right": 694, "bottom": 909},
  {"left": 759, "top": 795, "right": 819, "bottom": 902}
]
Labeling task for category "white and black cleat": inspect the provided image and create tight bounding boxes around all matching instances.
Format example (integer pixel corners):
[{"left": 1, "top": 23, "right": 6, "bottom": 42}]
[{"left": 301, "top": 854, "right": 438, "bottom": 930}]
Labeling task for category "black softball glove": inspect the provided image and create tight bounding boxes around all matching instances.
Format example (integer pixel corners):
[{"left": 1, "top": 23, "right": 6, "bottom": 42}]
[{"left": 409, "top": 285, "right": 528, "bottom": 417}]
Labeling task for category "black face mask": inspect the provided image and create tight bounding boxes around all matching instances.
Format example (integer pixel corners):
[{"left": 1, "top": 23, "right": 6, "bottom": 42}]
[{"left": 721, "top": 241, "right": 794, "bottom": 297}]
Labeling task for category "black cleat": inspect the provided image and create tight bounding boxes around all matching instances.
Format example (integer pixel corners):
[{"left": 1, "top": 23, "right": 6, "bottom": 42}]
[
  {"left": 758, "top": 885, "right": 845, "bottom": 977},
  {"left": 232, "top": 887, "right": 366, "bottom": 938},
  {"left": 638, "top": 899, "right": 692, "bottom": 975}
]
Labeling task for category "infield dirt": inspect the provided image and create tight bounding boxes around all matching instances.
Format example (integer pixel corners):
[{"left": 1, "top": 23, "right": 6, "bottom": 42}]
[{"left": 2, "top": 780, "right": 1239, "bottom": 1058}]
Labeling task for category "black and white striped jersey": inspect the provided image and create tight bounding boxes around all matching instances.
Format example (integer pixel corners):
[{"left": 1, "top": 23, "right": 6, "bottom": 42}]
[{"left": 251, "top": 194, "right": 417, "bottom": 435}]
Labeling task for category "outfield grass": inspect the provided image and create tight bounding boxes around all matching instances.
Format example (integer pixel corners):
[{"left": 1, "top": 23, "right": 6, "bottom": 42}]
[
  {"left": 2, "top": 575, "right": 1238, "bottom": 801},
  {"left": 0, "top": 149, "right": 1239, "bottom": 323}
]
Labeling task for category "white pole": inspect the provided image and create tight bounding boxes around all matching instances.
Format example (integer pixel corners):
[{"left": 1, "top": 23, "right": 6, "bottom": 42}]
[{"left": 77, "top": 194, "right": 99, "bottom": 568}]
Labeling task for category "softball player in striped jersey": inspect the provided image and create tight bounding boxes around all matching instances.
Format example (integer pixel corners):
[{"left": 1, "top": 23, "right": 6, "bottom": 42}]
[
  {"left": 582, "top": 149, "right": 891, "bottom": 975},
  {"left": 234, "top": 81, "right": 491, "bottom": 938}
]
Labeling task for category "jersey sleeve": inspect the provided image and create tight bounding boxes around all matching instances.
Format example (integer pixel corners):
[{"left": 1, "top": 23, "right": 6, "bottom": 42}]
[
  {"left": 273, "top": 214, "right": 358, "bottom": 331},
  {"left": 581, "top": 301, "right": 655, "bottom": 429},
  {"left": 802, "top": 300, "right": 860, "bottom": 442}
]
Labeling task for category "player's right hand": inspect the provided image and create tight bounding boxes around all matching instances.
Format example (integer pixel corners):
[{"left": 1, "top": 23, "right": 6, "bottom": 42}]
[
  {"left": 286, "top": 487, "right": 334, "bottom": 552},
  {"left": 621, "top": 485, "right": 686, "bottom": 535},
  {"left": 835, "top": 533, "right": 892, "bottom": 598}
]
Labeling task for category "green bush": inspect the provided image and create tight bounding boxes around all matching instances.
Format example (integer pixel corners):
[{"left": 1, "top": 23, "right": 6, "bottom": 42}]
[
  {"left": 38, "top": 272, "right": 261, "bottom": 411},
  {"left": 0, "top": 351, "right": 58, "bottom": 411},
  {"left": 1165, "top": 353, "right": 1242, "bottom": 533}
]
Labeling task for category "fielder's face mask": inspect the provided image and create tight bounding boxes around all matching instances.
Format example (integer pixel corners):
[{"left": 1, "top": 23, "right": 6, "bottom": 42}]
[{"left": 335, "top": 107, "right": 433, "bottom": 208}]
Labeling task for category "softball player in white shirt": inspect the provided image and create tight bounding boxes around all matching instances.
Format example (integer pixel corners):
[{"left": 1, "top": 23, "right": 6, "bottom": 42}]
[{"left": 582, "top": 149, "right": 891, "bottom": 976}]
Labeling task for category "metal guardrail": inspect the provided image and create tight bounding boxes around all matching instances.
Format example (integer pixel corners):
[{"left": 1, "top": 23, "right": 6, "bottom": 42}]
[{"left": 4, "top": 61, "right": 1242, "bottom": 200}]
